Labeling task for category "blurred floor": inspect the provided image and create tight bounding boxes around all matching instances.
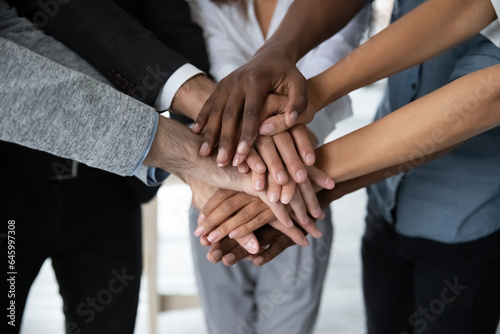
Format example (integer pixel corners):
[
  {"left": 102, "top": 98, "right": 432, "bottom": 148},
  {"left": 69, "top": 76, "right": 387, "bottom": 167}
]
[{"left": 19, "top": 82, "right": 500, "bottom": 334}]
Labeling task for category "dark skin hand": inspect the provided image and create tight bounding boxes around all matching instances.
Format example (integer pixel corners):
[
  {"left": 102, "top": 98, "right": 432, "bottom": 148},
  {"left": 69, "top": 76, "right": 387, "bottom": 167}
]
[{"left": 192, "top": 0, "right": 367, "bottom": 167}]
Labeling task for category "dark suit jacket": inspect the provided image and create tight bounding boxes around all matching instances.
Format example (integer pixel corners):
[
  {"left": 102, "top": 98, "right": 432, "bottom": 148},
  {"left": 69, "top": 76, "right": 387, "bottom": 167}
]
[{"left": 6, "top": 0, "right": 210, "bottom": 202}]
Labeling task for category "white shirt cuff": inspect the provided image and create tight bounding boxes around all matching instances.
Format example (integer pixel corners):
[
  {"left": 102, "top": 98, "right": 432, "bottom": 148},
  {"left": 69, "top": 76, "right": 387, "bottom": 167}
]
[{"left": 154, "top": 63, "right": 204, "bottom": 112}]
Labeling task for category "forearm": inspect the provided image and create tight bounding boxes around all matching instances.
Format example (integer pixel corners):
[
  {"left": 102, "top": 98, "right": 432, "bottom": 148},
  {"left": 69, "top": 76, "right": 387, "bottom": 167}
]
[
  {"left": 309, "top": 0, "right": 496, "bottom": 108},
  {"left": 315, "top": 64, "right": 500, "bottom": 182},
  {"left": 259, "top": 0, "right": 366, "bottom": 62}
]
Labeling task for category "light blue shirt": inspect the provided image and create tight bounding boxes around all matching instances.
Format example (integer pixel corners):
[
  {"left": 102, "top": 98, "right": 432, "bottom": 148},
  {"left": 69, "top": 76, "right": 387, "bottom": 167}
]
[{"left": 368, "top": 0, "right": 500, "bottom": 243}]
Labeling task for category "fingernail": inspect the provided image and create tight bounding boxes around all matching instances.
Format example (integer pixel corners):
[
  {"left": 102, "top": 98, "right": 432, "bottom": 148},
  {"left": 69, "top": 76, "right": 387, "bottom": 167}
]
[
  {"left": 288, "top": 110, "right": 298, "bottom": 125},
  {"left": 277, "top": 171, "right": 287, "bottom": 183},
  {"left": 259, "top": 124, "right": 275, "bottom": 135},
  {"left": 224, "top": 253, "right": 236, "bottom": 264},
  {"left": 237, "top": 141, "right": 247, "bottom": 154},
  {"left": 210, "top": 250, "right": 222, "bottom": 262},
  {"left": 229, "top": 230, "right": 239, "bottom": 239},
  {"left": 255, "top": 180, "right": 264, "bottom": 191},
  {"left": 207, "top": 230, "right": 220, "bottom": 242},
  {"left": 296, "top": 169, "right": 307, "bottom": 182},
  {"left": 192, "top": 123, "right": 200, "bottom": 132},
  {"left": 245, "top": 240, "right": 258, "bottom": 254},
  {"left": 269, "top": 192, "right": 279, "bottom": 203},
  {"left": 314, "top": 208, "right": 324, "bottom": 219},
  {"left": 303, "top": 238, "right": 310, "bottom": 247},
  {"left": 286, "top": 219, "right": 294, "bottom": 228},
  {"left": 194, "top": 225, "right": 205, "bottom": 237},
  {"left": 281, "top": 194, "right": 291, "bottom": 204},
  {"left": 314, "top": 230, "right": 323, "bottom": 238},
  {"left": 306, "top": 153, "right": 315, "bottom": 165},
  {"left": 233, "top": 154, "right": 242, "bottom": 167},
  {"left": 198, "top": 213, "right": 205, "bottom": 224},
  {"left": 200, "top": 142, "right": 210, "bottom": 155},
  {"left": 325, "top": 177, "right": 335, "bottom": 189},
  {"left": 217, "top": 148, "right": 226, "bottom": 165},
  {"left": 256, "top": 162, "right": 266, "bottom": 173},
  {"left": 254, "top": 256, "right": 264, "bottom": 266}
]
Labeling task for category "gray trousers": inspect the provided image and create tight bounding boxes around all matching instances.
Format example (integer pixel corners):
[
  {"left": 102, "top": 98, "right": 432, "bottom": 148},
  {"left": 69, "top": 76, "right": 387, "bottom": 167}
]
[{"left": 189, "top": 205, "right": 333, "bottom": 334}]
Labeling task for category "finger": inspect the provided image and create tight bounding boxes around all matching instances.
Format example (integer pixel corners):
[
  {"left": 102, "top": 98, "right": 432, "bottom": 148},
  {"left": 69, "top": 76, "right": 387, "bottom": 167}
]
[
  {"left": 251, "top": 170, "right": 266, "bottom": 192},
  {"left": 256, "top": 136, "right": 288, "bottom": 185},
  {"left": 283, "top": 72, "right": 308, "bottom": 127},
  {"left": 233, "top": 232, "right": 259, "bottom": 256},
  {"left": 253, "top": 235, "right": 295, "bottom": 266},
  {"left": 244, "top": 147, "right": 266, "bottom": 173},
  {"left": 197, "top": 192, "right": 251, "bottom": 237},
  {"left": 193, "top": 85, "right": 222, "bottom": 134},
  {"left": 273, "top": 131, "right": 308, "bottom": 183},
  {"left": 206, "top": 201, "right": 267, "bottom": 243},
  {"left": 237, "top": 161, "right": 250, "bottom": 174},
  {"left": 197, "top": 89, "right": 228, "bottom": 156},
  {"left": 258, "top": 191, "right": 293, "bottom": 228},
  {"left": 199, "top": 189, "right": 238, "bottom": 223},
  {"left": 290, "top": 124, "right": 316, "bottom": 166},
  {"left": 307, "top": 165, "right": 335, "bottom": 190},
  {"left": 207, "top": 238, "right": 239, "bottom": 263},
  {"left": 222, "top": 245, "right": 251, "bottom": 266},
  {"left": 266, "top": 176, "right": 282, "bottom": 204},
  {"left": 269, "top": 219, "right": 308, "bottom": 247},
  {"left": 234, "top": 81, "right": 269, "bottom": 166},
  {"left": 289, "top": 189, "right": 312, "bottom": 228},
  {"left": 228, "top": 208, "right": 276, "bottom": 240},
  {"left": 298, "top": 179, "right": 323, "bottom": 219},
  {"left": 259, "top": 104, "right": 314, "bottom": 136},
  {"left": 280, "top": 178, "right": 296, "bottom": 205},
  {"left": 289, "top": 210, "right": 322, "bottom": 239},
  {"left": 217, "top": 91, "right": 245, "bottom": 166}
]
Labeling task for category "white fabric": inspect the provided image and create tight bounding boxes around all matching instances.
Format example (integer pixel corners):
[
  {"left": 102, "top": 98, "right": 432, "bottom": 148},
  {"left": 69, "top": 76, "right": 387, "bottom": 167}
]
[
  {"left": 190, "top": 0, "right": 371, "bottom": 144},
  {"left": 153, "top": 63, "right": 204, "bottom": 111},
  {"left": 481, "top": 0, "right": 500, "bottom": 47}
]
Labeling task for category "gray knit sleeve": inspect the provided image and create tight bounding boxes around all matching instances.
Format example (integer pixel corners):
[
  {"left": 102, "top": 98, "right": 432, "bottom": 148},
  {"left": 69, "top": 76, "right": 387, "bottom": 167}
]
[{"left": 0, "top": 38, "right": 158, "bottom": 177}]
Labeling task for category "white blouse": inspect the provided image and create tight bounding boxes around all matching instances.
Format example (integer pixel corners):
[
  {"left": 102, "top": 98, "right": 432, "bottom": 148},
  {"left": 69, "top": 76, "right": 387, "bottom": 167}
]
[{"left": 190, "top": 0, "right": 370, "bottom": 144}]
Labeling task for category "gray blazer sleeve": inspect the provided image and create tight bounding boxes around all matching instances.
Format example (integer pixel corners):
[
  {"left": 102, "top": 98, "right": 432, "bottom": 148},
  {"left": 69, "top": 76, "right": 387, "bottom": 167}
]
[{"left": 0, "top": 37, "right": 158, "bottom": 178}]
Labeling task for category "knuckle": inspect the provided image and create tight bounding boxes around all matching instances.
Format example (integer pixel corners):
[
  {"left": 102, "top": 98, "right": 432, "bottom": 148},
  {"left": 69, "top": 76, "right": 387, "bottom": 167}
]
[
  {"left": 243, "top": 106, "right": 258, "bottom": 118},
  {"left": 222, "top": 199, "right": 235, "bottom": 213},
  {"left": 219, "top": 134, "right": 232, "bottom": 146},
  {"left": 222, "top": 108, "right": 235, "bottom": 120},
  {"left": 217, "top": 225, "right": 228, "bottom": 236},
  {"left": 237, "top": 208, "right": 251, "bottom": 221}
]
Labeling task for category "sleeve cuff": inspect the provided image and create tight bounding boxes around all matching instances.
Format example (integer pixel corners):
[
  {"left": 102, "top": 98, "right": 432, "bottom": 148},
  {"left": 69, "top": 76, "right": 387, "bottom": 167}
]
[
  {"left": 154, "top": 63, "right": 204, "bottom": 112},
  {"left": 146, "top": 167, "right": 170, "bottom": 186},
  {"left": 128, "top": 112, "right": 159, "bottom": 176}
]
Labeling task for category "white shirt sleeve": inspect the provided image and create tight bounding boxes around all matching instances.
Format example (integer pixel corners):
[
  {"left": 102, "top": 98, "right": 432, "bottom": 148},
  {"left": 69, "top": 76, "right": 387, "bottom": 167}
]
[
  {"left": 481, "top": 0, "right": 500, "bottom": 47},
  {"left": 153, "top": 63, "right": 204, "bottom": 112}
]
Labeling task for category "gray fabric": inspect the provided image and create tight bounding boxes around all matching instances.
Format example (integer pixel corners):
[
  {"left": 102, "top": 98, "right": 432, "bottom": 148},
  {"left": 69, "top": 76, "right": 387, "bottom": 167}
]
[
  {"left": 189, "top": 205, "right": 333, "bottom": 334},
  {"left": 0, "top": 3, "right": 157, "bottom": 179}
]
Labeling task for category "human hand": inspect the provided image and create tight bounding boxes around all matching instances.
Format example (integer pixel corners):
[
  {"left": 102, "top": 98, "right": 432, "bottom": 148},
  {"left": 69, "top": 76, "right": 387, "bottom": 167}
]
[
  {"left": 206, "top": 224, "right": 296, "bottom": 267},
  {"left": 192, "top": 47, "right": 308, "bottom": 167}
]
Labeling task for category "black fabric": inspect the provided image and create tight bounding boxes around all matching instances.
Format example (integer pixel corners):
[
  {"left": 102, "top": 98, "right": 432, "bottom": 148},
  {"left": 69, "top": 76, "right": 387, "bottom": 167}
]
[
  {"left": 8, "top": 0, "right": 209, "bottom": 105},
  {"left": 362, "top": 206, "right": 500, "bottom": 334},
  {"left": 0, "top": 169, "right": 142, "bottom": 334}
]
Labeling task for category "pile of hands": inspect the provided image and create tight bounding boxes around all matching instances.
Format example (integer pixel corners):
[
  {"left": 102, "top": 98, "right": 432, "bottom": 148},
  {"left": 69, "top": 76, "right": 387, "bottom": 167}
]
[{"left": 185, "top": 56, "right": 336, "bottom": 267}]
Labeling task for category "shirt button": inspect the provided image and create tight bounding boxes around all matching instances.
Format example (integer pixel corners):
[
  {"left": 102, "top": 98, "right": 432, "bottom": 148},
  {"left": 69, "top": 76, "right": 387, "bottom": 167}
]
[{"left": 411, "top": 83, "right": 417, "bottom": 90}]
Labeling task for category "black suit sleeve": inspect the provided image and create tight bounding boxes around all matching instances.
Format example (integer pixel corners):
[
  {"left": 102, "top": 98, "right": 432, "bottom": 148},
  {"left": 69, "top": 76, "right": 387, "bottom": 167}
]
[{"left": 8, "top": 0, "right": 198, "bottom": 106}]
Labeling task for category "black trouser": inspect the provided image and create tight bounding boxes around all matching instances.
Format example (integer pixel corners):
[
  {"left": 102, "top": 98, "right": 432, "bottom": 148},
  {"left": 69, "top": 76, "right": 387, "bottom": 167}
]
[
  {"left": 1, "top": 168, "right": 142, "bottom": 334},
  {"left": 362, "top": 206, "right": 500, "bottom": 334}
]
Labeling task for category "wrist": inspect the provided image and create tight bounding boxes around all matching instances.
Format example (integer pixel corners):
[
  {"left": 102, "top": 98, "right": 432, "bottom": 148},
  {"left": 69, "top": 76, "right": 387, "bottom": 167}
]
[{"left": 170, "top": 74, "right": 216, "bottom": 120}]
